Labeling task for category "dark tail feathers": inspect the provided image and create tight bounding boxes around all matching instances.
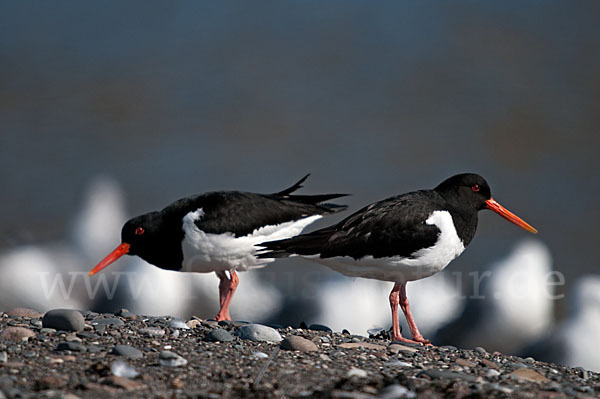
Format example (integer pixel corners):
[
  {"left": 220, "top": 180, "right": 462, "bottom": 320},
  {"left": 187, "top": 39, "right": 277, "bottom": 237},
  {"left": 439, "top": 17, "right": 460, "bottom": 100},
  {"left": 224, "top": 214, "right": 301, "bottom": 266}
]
[
  {"left": 272, "top": 174, "right": 349, "bottom": 213},
  {"left": 256, "top": 228, "right": 336, "bottom": 259}
]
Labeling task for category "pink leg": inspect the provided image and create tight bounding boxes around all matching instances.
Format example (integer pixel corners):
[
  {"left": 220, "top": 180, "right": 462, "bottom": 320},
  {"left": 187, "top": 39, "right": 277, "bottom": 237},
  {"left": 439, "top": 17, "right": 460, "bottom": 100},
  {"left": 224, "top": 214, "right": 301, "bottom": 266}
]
[
  {"left": 215, "top": 271, "right": 239, "bottom": 321},
  {"left": 398, "top": 283, "right": 430, "bottom": 344}
]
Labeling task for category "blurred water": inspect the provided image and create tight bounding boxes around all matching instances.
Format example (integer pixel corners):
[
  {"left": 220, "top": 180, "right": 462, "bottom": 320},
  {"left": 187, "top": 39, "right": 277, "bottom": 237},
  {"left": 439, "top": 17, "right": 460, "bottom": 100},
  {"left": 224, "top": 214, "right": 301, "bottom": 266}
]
[{"left": 1, "top": 2, "right": 599, "bottom": 311}]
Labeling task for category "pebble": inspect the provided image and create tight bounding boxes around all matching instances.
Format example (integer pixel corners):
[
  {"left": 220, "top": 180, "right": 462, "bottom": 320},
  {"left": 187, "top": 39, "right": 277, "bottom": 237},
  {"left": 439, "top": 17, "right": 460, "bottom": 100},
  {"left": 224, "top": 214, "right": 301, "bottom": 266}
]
[
  {"left": 56, "top": 342, "right": 87, "bottom": 352},
  {"left": 474, "top": 346, "right": 487, "bottom": 354},
  {"left": 281, "top": 336, "right": 319, "bottom": 352},
  {"left": 384, "top": 360, "right": 412, "bottom": 368},
  {"left": 76, "top": 331, "right": 100, "bottom": 340},
  {"left": 159, "top": 350, "right": 188, "bottom": 367},
  {"left": 0, "top": 326, "right": 36, "bottom": 342},
  {"left": 6, "top": 308, "right": 44, "bottom": 318},
  {"left": 508, "top": 368, "right": 549, "bottom": 383},
  {"left": 338, "top": 342, "right": 385, "bottom": 351},
  {"left": 485, "top": 369, "right": 501, "bottom": 378},
  {"left": 91, "top": 318, "right": 124, "bottom": 326},
  {"left": 0, "top": 352, "right": 7, "bottom": 363},
  {"left": 186, "top": 319, "right": 201, "bottom": 329},
  {"left": 204, "top": 328, "right": 234, "bottom": 342},
  {"left": 170, "top": 319, "right": 190, "bottom": 330},
  {"left": 308, "top": 324, "right": 332, "bottom": 333},
  {"left": 420, "top": 369, "right": 479, "bottom": 383},
  {"left": 42, "top": 309, "right": 85, "bottom": 332},
  {"left": 235, "top": 324, "right": 282, "bottom": 342},
  {"left": 388, "top": 344, "right": 418, "bottom": 354},
  {"left": 111, "top": 360, "right": 140, "bottom": 378},
  {"left": 379, "top": 384, "right": 416, "bottom": 399},
  {"left": 455, "top": 358, "right": 476, "bottom": 368},
  {"left": 481, "top": 358, "right": 499, "bottom": 369},
  {"left": 115, "top": 309, "right": 137, "bottom": 319},
  {"left": 40, "top": 328, "right": 56, "bottom": 335},
  {"left": 112, "top": 344, "right": 143, "bottom": 359},
  {"left": 346, "top": 367, "right": 368, "bottom": 378},
  {"left": 105, "top": 375, "right": 147, "bottom": 391},
  {"left": 138, "top": 327, "right": 165, "bottom": 337},
  {"left": 251, "top": 351, "right": 269, "bottom": 359}
]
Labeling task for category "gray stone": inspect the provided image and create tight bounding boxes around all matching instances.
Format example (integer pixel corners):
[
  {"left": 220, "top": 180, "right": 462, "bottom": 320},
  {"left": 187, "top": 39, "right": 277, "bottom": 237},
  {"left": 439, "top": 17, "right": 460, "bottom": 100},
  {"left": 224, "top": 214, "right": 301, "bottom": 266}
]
[
  {"left": 76, "top": 331, "right": 100, "bottom": 340},
  {"left": 40, "top": 328, "right": 56, "bottom": 334},
  {"left": 112, "top": 344, "right": 143, "bottom": 359},
  {"left": 159, "top": 350, "right": 187, "bottom": 367},
  {"left": 205, "top": 328, "right": 234, "bottom": 342},
  {"left": 0, "top": 351, "right": 7, "bottom": 363},
  {"left": 474, "top": 346, "right": 487, "bottom": 354},
  {"left": 280, "top": 336, "right": 318, "bottom": 352},
  {"left": 42, "top": 309, "right": 85, "bottom": 332},
  {"left": 235, "top": 324, "right": 282, "bottom": 342},
  {"left": 139, "top": 327, "right": 165, "bottom": 337},
  {"left": 56, "top": 342, "right": 87, "bottom": 352}
]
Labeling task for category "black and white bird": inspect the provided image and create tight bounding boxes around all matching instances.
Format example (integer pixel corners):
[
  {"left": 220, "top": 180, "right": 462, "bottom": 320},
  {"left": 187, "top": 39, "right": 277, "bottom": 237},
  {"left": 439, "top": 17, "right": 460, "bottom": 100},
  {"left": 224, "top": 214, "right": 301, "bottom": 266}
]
[
  {"left": 258, "top": 173, "right": 538, "bottom": 344},
  {"left": 89, "top": 175, "right": 347, "bottom": 321}
]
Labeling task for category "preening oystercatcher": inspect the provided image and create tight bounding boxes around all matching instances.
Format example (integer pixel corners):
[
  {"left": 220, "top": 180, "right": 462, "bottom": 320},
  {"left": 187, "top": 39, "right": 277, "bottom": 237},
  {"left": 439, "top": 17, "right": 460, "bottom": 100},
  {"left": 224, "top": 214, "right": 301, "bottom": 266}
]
[
  {"left": 258, "top": 173, "right": 537, "bottom": 344},
  {"left": 89, "top": 174, "right": 347, "bottom": 321}
]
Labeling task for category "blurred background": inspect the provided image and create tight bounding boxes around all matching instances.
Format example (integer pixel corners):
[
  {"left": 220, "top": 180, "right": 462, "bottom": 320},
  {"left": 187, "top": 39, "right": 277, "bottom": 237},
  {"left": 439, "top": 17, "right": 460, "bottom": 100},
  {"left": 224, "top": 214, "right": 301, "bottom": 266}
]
[{"left": 1, "top": 1, "right": 599, "bottom": 369}]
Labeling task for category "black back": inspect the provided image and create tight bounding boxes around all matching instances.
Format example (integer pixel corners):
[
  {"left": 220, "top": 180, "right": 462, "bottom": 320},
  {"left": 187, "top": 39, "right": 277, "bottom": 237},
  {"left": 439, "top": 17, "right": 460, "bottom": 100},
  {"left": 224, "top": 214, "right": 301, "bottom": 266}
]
[
  {"left": 258, "top": 173, "right": 492, "bottom": 260},
  {"left": 120, "top": 175, "right": 348, "bottom": 271}
]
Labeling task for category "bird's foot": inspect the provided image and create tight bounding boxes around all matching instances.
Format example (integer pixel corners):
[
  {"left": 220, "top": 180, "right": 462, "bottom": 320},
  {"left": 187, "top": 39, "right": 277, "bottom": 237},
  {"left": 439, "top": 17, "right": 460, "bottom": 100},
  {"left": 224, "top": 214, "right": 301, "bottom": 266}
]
[
  {"left": 214, "top": 311, "right": 231, "bottom": 322},
  {"left": 391, "top": 334, "right": 431, "bottom": 346}
]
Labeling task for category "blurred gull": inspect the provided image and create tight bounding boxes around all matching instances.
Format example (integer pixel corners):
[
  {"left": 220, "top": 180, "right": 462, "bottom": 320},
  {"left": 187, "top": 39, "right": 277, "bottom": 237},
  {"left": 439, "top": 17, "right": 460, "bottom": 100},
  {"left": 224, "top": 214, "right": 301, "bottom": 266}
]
[
  {"left": 523, "top": 275, "right": 600, "bottom": 372},
  {"left": 434, "top": 238, "right": 553, "bottom": 354}
]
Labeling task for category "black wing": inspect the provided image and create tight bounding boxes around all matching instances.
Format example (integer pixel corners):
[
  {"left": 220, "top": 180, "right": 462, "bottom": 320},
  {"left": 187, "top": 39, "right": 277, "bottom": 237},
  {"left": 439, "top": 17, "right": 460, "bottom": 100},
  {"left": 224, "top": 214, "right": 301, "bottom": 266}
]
[
  {"left": 259, "top": 190, "right": 444, "bottom": 259},
  {"left": 165, "top": 175, "right": 348, "bottom": 237}
]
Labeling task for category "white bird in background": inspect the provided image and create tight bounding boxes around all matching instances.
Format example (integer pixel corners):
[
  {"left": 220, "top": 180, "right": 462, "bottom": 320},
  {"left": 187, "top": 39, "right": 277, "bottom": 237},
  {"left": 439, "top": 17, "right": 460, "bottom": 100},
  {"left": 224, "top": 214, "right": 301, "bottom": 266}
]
[
  {"left": 0, "top": 176, "right": 283, "bottom": 321},
  {"left": 523, "top": 275, "right": 600, "bottom": 372},
  {"left": 434, "top": 238, "right": 554, "bottom": 354},
  {"left": 311, "top": 271, "right": 462, "bottom": 337}
]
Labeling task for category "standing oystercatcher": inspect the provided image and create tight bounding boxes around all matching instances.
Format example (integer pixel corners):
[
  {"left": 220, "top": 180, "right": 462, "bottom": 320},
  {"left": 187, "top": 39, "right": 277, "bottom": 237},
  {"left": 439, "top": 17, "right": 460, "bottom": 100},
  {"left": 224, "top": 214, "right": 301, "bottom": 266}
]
[
  {"left": 258, "top": 173, "right": 537, "bottom": 344},
  {"left": 88, "top": 174, "right": 347, "bottom": 321}
]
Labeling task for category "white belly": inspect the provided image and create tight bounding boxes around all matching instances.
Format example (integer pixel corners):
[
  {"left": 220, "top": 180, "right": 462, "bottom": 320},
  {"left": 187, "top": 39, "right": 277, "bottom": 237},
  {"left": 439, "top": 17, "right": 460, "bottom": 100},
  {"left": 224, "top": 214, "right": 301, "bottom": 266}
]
[
  {"left": 181, "top": 209, "right": 322, "bottom": 273},
  {"left": 308, "top": 210, "right": 465, "bottom": 283}
]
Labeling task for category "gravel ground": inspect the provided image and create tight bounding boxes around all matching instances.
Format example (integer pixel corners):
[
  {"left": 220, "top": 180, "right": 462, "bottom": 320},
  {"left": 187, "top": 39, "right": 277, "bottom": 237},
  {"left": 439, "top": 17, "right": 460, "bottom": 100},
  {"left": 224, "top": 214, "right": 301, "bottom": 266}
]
[{"left": 0, "top": 308, "right": 598, "bottom": 399}]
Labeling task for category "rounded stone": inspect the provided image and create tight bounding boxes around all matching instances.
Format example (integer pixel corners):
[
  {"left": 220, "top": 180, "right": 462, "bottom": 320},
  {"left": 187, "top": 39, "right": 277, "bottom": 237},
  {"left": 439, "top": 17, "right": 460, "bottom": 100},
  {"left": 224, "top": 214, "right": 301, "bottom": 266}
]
[
  {"left": 159, "top": 350, "right": 187, "bottom": 367},
  {"left": 56, "top": 342, "right": 87, "bottom": 352},
  {"left": 205, "top": 328, "right": 234, "bottom": 342},
  {"left": 235, "top": 324, "right": 282, "bottom": 342},
  {"left": 308, "top": 324, "right": 332, "bottom": 333},
  {"left": 170, "top": 319, "right": 190, "bottom": 330},
  {"left": 42, "top": 309, "right": 85, "bottom": 332},
  {"left": 6, "top": 308, "right": 44, "bottom": 319},
  {"left": 280, "top": 336, "right": 318, "bottom": 352},
  {"left": 91, "top": 318, "right": 124, "bottom": 326},
  {"left": 0, "top": 327, "right": 36, "bottom": 342},
  {"left": 112, "top": 344, "right": 143, "bottom": 359}
]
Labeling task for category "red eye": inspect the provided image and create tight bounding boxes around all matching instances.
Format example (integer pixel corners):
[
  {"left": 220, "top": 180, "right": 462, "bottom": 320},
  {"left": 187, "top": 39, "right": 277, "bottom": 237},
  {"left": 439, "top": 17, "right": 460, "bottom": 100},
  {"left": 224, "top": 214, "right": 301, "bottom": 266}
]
[
  {"left": 135, "top": 227, "right": 145, "bottom": 235},
  {"left": 472, "top": 184, "right": 480, "bottom": 192}
]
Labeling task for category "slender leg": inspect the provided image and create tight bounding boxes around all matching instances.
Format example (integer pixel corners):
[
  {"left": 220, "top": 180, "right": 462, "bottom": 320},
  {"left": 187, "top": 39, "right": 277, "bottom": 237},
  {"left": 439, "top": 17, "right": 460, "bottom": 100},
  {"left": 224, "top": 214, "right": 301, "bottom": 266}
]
[
  {"left": 398, "top": 283, "right": 430, "bottom": 344},
  {"left": 215, "top": 270, "right": 239, "bottom": 321}
]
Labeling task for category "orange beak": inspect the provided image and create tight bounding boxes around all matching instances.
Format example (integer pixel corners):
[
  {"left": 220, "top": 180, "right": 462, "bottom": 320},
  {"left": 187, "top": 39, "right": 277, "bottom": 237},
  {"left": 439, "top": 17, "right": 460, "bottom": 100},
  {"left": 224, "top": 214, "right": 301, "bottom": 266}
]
[
  {"left": 485, "top": 198, "right": 538, "bottom": 234},
  {"left": 88, "top": 243, "right": 131, "bottom": 276}
]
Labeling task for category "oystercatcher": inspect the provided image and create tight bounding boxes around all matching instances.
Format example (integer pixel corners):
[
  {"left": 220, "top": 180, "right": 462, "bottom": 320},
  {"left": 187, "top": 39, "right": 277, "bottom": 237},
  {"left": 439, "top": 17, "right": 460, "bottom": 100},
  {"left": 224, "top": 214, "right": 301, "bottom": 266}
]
[
  {"left": 258, "top": 173, "right": 537, "bottom": 344},
  {"left": 88, "top": 174, "right": 347, "bottom": 321}
]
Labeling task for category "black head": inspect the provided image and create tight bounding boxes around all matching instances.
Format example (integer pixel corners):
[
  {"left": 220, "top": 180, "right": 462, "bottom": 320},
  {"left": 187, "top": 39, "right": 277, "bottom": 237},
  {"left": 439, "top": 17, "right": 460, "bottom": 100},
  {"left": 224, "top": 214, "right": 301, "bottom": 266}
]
[
  {"left": 434, "top": 173, "right": 537, "bottom": 233},
  {"left": 434, "top": 173, "right": 492, "bottom": 211},
  {"left": 89, "top": 211, "right": 184, "bottom": 276},
  {"left": 120, "top": 212, "right": 162, "bottom": 257}
]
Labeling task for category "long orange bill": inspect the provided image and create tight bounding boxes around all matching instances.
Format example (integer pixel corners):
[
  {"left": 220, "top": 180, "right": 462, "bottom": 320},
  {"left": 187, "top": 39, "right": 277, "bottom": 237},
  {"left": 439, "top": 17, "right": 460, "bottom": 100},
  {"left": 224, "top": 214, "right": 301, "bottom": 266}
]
[
  {"left": 88, "top": 243, "right": 131, "bottom": 276},
  {"left": 485, "top": 198, "right": 538, "bottom": 234}
]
